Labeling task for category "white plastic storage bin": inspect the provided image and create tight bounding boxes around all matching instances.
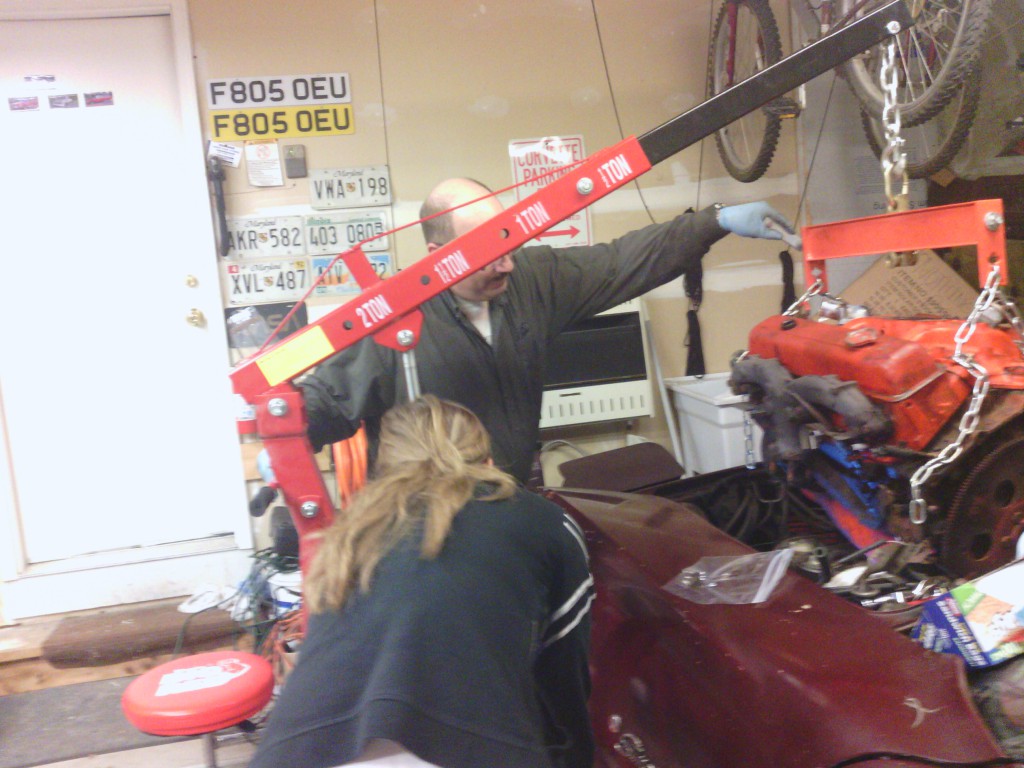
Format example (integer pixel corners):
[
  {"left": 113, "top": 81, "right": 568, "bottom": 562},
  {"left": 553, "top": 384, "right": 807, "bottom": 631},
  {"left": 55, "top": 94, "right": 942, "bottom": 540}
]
[{"left": 665, "top": 373, "right": 763, "bottom": 476}]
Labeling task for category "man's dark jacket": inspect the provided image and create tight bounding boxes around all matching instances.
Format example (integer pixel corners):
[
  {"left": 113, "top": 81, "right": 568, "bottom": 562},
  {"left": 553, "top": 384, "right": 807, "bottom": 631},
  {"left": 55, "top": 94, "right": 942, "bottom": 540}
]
[{"left": 300, "top": 207, "right": 727, "bottom": 482}]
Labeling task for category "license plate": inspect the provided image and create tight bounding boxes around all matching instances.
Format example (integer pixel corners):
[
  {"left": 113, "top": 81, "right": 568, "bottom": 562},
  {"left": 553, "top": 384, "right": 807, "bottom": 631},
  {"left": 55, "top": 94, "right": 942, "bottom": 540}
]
[
  {"left": 222, "top": 257, "right": 310, "bottom": 306},
  {"left": 311, "top": 253, "right": 392, "bottom": 297},
  {"left": 303, "top": 208, "right": 391, "bottom": 254},
  {"left": 309, "top": 165, "right": 391, "bottom": 209},
  {"left": 226, "top": 215, "right": 304, "bottom": 257}
]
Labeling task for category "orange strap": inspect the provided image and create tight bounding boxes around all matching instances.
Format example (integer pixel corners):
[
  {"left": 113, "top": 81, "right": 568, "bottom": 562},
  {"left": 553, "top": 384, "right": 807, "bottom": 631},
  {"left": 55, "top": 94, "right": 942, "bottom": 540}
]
[{"left": 331, "top": 425, "right": 368, "bottom": 508}]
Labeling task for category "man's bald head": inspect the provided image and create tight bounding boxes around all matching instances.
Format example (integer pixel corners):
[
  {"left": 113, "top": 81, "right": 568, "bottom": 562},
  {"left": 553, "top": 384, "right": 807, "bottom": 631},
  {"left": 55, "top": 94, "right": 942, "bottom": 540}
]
[
  {"left": 419, "top": 178, "right": 515, "bottom": 302},
  {"left": 420, "top": 178, "right": 502, "bottom": 248}
]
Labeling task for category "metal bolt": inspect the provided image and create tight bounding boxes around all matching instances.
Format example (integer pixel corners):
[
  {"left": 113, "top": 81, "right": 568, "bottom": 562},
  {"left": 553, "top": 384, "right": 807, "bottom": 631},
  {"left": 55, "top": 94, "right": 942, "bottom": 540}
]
[
  {"left": 985, "top": 212, "right": 1005, "bottom": 231},
  {"left": 267, "top": 398, "right": 289, "bottom": 416},
  {"left": 396, "top": 329, "right": 416, "bottom": 347},
  {"left": 885, "top": 20, "right": 901, "bottom": 34},
  {"left": 576, "top": 177, "right": 594, "bottom": 195},
  {"left": 300, "top": 501, "right": 320, "bottom": 518},
  {"left": 678, "top": 570, "right": 704, "bottom": 588}
]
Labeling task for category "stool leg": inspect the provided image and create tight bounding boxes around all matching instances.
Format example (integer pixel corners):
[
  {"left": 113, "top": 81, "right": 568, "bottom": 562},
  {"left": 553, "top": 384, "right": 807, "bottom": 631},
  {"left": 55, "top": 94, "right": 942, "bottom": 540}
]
[{"left": 202, "top": 732, "right": 218, "bottom": 768}]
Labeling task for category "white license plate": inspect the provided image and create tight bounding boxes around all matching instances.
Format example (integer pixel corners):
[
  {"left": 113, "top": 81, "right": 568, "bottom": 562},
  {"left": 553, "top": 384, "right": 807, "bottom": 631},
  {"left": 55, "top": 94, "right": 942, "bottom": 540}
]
[
  {"left": 309, "top": 165, "right": 392, "bottom": 209},
  {"left": 222, "top": 257, "right": 310, "bottom": 306},
  {"left": 303, "top": 208, "right": 391, "bottom": 254},
  {"left": 311, "top": 253, "right": 392, "bottom": 297},
  {"left": 226, "top": 215, "right": 304, "bottom": 257}
]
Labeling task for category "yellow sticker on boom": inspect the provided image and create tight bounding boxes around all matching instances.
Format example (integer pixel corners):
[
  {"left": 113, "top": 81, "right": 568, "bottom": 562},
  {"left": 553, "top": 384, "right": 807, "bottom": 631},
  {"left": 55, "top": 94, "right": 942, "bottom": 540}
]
[
  {"left": 210, "top": 104, "right": 354, "bottom": 141},
  {"left": 256, "top": 326, "right": 335, "bottom": 387}
]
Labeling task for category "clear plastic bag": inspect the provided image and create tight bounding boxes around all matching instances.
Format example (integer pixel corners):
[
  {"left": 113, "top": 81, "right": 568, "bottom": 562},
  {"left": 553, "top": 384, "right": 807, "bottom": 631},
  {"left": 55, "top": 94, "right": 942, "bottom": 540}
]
[{"left": 663, "top": 549, "right": 793, "bottom": 605}]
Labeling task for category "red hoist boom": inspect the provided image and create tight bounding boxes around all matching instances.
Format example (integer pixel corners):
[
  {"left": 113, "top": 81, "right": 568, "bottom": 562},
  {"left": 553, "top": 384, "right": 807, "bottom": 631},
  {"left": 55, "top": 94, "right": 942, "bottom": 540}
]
[{"left": 228, "top": 1, "right": 992, "bottom": 574}]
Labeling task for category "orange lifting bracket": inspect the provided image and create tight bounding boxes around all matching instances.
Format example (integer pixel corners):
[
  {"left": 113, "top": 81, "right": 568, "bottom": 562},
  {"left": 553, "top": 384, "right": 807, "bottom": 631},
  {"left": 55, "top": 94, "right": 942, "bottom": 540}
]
[{"left": 801, "top": 199, "right": 1008, "bottom": 293}]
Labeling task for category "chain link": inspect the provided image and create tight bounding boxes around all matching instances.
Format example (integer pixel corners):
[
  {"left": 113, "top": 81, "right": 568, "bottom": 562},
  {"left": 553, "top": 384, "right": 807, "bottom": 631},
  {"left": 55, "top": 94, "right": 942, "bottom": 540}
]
[
  {"left": 744, "top": 410, "right": 756, "bottom": 469},
  {"left": 879, "top": 41, "right": 908, "bottom": 211},
  {"left": 783, "top": 279, "right": 824, "bottom": 316},
  {"left": 998, "top": 288, "right": 1024, "bottom": 356},
  {"left": 907, "top": 266, "right": 1003, "bottom": 524}
]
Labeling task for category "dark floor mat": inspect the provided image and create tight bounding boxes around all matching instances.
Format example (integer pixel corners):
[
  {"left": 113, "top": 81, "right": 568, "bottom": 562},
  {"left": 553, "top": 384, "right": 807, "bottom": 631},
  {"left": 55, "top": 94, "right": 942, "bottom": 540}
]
[{"left": 0, "top": 676, "right": 190, "bottom": 768}]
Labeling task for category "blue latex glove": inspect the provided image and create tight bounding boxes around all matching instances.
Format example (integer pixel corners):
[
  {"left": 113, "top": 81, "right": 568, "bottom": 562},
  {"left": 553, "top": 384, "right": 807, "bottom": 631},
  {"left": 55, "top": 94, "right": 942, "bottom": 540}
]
[
  {"left": 256, "top": 448, "right": 276, "bottom": 484},
  {"left": 717, "top": 202, "right": 802, "bottom": 249}
]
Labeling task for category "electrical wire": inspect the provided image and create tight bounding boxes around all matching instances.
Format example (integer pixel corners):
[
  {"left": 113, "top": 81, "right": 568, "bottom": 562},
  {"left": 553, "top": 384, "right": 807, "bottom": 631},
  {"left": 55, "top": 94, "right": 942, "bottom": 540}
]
[
  {"left": 170, "top": 591, "right": 245, "bottom": 658},
  {"left": 794, "top": 69, "right": 839, "bottom": 227},
  {"left": 169, "top": 547, "right": 297, "bottom": 658},
  {"left": 215, "top": 548, "right": 301, "bottom": 655},
  {"left": 258, "top": 606, "right": 304, "bottom": 687},
  {"left": 587, "top": 0, "right": 657, "bottom": 225},
  {"left": 540, "top": 439, "right": 589, "bottom": 458},
  {"left": 372, "top": 0, "right": 392, "bottom": 177},
  {"left": 694, "top": 0, "right": 716, "bottom": 212}
]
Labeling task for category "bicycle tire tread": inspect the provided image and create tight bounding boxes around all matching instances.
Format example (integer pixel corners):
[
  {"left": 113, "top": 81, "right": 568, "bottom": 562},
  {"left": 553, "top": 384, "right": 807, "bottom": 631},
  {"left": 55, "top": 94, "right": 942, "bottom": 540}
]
[
  {"left": 841, "top": 0, "right": 994, "bottom": 127},
  {"left": 707, "top": 0, "right": 784, "bottom": 183},
  {"left": 860, "top": 64, "right": 982, "bottom": 180}
]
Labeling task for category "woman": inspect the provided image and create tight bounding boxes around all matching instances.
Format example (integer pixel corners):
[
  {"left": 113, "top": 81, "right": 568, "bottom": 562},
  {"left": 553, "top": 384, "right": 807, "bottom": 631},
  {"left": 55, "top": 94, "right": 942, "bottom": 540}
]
[{"left": 250, "top": 395, "right": 595, "bottom": 768}]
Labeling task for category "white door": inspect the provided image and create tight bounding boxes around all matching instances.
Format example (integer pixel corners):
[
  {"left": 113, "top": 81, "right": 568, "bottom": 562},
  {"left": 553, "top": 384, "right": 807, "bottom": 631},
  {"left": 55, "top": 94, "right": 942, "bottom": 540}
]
[{"left": 0, "top": 4, "right": 251, "bottom": 619}]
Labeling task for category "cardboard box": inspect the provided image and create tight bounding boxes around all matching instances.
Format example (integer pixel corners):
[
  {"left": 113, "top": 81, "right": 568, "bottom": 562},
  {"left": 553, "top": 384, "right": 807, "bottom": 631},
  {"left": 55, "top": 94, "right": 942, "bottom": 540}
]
[
  {"left": 943, "top": 239, "right": 1024, "bottom": 299},
  {"left": 840, "top": 249, "right": 980, "bottom": 318},
  {"left": 912, "top": 560, "right": 1024, "bottom": 668}
]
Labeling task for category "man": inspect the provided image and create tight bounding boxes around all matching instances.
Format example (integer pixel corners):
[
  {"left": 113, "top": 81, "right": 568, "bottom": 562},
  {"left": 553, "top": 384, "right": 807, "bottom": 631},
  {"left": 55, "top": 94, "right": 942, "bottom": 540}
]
[{"left": 299, "top": 177, "right": 798, "bottom": 484}]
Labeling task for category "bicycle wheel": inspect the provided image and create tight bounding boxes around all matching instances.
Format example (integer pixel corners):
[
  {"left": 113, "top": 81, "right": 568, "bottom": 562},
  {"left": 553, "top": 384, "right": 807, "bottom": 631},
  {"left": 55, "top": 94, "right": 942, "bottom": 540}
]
[
  {"left": 859, "top": 63, "right": 981, "bottom": 179},
  {"left": 707, "top": 0, "right": 784, "bottom": 183},
  {"left": 838, "top": 0, "right": 993, "bottom": 127}
]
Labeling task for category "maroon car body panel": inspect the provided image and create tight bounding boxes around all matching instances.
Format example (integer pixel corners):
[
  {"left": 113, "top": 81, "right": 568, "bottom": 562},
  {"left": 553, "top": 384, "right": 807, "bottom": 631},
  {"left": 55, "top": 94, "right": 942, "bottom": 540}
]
[{"left": 546, "top": 488, "right": 1006, "bottom": 768}]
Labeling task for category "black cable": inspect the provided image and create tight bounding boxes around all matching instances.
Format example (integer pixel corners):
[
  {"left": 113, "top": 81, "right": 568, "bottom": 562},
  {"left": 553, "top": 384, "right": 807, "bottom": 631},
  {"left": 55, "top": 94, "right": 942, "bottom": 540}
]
[
  {"left": 794, "top": 70, "right": 839, "bottom": 227},
  {"left": 171, "top": 605, "right": 207, "bottom": 658},
  {"left": 731, "top": 497, "right": 757, "bottom": 541},
  {"left": 172, "top": 548, "right": 302, "bottom": 657},
  {"left": 694, "top": 0, "right": 716, "bottom": 212},
  {"left": 588, "top": 0, "right": 657, "bottom": 225},
  {"left": 171, "top": 586, "right": 246, "bottom": 658},
  {"left": 786, "top": 488, "right": 839, "bottom": 531},
  {"left": 828, "top": 753, "right": 1022, "bottom": 768},
  {"left": 719, "top": 491, "right": 752, "bottom": 535},
  {"left": 371, "top": 1, "right": 392, "bottom": 179},
  {"left": 776, "top": 490, "right": 790, "bottom": 540}
]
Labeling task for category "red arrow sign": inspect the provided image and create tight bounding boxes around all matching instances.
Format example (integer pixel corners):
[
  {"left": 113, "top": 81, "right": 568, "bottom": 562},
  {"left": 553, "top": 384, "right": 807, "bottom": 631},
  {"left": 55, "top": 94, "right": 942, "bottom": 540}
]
[{"left": 536, "top": 225, "right": 580, "bottom": 240}]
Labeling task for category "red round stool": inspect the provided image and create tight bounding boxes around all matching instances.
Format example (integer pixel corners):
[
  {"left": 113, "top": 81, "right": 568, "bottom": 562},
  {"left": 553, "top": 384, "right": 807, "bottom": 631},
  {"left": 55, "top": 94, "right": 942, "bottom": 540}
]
[{"left": 122, "top": 650, "right": 274, "bottom": 767}]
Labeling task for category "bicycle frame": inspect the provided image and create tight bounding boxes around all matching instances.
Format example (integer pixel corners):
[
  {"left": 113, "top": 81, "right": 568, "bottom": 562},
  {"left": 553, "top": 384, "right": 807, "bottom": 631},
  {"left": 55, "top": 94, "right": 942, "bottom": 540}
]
[{"left": 795, "top": 0, "right": 881, "bottom": 39}]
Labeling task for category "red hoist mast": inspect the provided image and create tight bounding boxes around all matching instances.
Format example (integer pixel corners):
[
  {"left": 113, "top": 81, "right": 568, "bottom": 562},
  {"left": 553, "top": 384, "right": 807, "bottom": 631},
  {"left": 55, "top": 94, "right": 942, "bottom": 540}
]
[{"left": 228, "top": 1, "right": 1005, "bottom": 575}]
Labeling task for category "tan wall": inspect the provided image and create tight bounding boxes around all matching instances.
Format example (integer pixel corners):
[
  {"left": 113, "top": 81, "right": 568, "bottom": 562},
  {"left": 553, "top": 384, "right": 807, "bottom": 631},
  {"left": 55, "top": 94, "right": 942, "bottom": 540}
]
[{"left": 187, "top": 0, "right": 801, "bottom": 485}]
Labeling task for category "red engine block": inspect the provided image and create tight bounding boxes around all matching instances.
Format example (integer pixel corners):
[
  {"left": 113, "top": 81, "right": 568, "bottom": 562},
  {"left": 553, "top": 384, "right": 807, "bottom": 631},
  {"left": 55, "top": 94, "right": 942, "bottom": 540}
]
[{"left": 748, "top": 316, "right": 1024, "bottom": 451}]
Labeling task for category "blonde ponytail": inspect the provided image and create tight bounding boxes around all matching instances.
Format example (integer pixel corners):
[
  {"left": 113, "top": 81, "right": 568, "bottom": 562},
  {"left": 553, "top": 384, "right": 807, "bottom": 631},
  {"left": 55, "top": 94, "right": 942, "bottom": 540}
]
[{"left": 305, "top": 395, "right": 516, "bottom": 613}]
